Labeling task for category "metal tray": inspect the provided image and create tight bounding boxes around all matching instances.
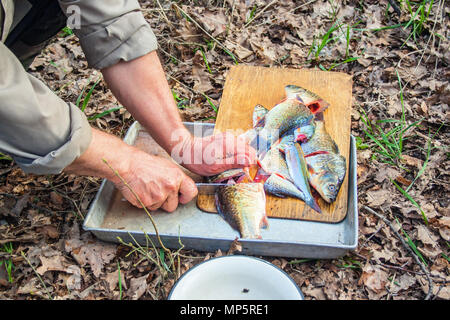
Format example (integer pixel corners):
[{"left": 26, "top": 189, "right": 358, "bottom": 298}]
[{"left": 83, "top": 122, "right": 358, "bottom": 259}]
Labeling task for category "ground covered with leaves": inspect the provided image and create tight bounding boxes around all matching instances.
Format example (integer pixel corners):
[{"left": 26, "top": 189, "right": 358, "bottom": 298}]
[{"left": 0, "top": 0, "right": 448, "bottom": 300}]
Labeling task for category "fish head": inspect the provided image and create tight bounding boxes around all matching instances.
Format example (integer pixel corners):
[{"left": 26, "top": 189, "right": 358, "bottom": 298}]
[
  {"left": 284, "top": 85, "right": 329, "bottom": 114},
  {"left": 310, "top": 171, "right": 341, "bottom": 203}
]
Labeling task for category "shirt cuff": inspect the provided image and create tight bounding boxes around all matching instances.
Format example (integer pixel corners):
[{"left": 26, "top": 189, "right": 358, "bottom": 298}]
[
  {"left": 15, "top": 102, "right": 93, "bottom": 175},
  {"left": 78, "top": 11, "right": 158, "bottom": 69}
]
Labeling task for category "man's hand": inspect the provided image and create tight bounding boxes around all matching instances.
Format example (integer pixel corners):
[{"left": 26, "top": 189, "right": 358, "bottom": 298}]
[
  {"left": 112, "top": 150, "right": 198, "bottom": 212},
  {"left": 100, "top": 51, "right": 257, "bottom": 177},
  {"left": 65, "top": 128, "right": 197, "bottom": 212},
  {"left": 173, "top": 131, "right": 257, "bottom": 176}
]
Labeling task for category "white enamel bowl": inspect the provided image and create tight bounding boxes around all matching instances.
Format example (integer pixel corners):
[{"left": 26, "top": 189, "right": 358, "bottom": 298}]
[{"left": 168, "top": 255, "right": 303, "bottom": 300}]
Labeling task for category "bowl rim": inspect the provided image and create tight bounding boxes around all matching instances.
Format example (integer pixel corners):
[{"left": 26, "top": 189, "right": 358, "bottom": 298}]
[{"left": 167, "top": 254, "right": 304, "bottom": 300}]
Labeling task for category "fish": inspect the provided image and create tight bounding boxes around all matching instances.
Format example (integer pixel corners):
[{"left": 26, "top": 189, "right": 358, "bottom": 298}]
[
  {"left": 279, "top": 137, "right": 322, "bottom": 213},
  {"left": 247, "top": 86, "right": 320, "bottom": 155},
  {"left": 296, "top": 116, "right": 346, "bottom": 203},
  {"left": 207, "top": 168, "right": 246, "bottom": 183},
  {"left": 258, "top": 143, "right": 291, "bottom": 182},
  {"left": 263, "top": 173, "right": 305, "bottom": 200},
  {"left": 284, "top": 85, "right": 330, "bottom": 114},
  {"left": 215, "top": 183, "right": 268, "bottom": 239},
  {"left": 252, "top": 104, "right": 269, "bottom": 128}
]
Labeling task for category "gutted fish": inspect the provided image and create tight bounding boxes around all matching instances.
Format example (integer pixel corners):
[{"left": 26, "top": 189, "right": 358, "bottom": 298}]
[
  {"left": 284, "top": 85, "right": 330, "bottom": 114},
  {"left": 280, "top": 139, "right": 322, "bottom": 213},
  {"left": 298, "top": 118, "right": 346, "bottom": 203},
  {"left": 263, "top": 173, "right": 305, "bottom": 201},
  {"left": 215, "top": 183, "right": 268, "bottom": 239}
]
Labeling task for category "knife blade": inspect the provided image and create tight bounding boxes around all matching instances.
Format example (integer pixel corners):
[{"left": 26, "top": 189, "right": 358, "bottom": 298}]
[{"left": 195, "top": 183, "right": 228, "bottom": 195}]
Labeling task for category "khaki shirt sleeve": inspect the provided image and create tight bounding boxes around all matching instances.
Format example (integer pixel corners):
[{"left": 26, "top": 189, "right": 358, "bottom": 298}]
[
  {"left": 58, "top": 0, "right": 158, "bottom": 70},
  {"left": 0, "top": 42, "right": 92, "bottom": 175}
]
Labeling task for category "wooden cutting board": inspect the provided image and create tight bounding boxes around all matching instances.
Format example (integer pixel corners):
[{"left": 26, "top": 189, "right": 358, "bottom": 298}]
[{"left": 197, "top": 66, "right": 352, "bottom": 223}]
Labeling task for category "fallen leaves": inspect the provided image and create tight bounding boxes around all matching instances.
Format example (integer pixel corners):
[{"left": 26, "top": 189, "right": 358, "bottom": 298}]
[
  {"left": 359, "top": 263, "right": 388, "bottom": 299},
  {"left": 1, "top": 0, "right": 448, "bottom": 301},
  {"left": 64, "top": 224, "right": 116, "bottom": 278}
]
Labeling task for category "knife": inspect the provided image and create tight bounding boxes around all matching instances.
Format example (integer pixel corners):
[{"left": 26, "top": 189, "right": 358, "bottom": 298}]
[{"left": 195, "top": 183, "right": 228, "bottom": 195}]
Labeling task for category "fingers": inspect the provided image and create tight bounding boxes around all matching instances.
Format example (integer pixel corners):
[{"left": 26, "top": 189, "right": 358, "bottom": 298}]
[
  {"left": 178, "top": 176, "right": 198, "bottom": 204},
  {"left": 161, "top": 191, "right": 179, "bottom": 213}
]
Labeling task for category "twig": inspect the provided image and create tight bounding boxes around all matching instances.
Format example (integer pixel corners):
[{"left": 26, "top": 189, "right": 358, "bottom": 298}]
[
  {"left": 101, "top": 159, "right": 170, "bottom": 253},
  {"left": 154, "top": 0, "right": 172, "bottom": 27},
  {"left": 363, "top": 205, "right": 433, "bottom": 300},
  {"left": 244, "top": 0, "right": 277, "bottom": 27},
  {"left": 290, "top": 0, "right": 318, "bottom": 13},
  {"left": 387, "top": 0, "right": 402, "bottom": 16},
  {"left": 20, "top": 251, "right": 53, "bottom": 300},
  {"left": 0, "top": 192, "right": 53, "bottom": 214},
  {"left": 172, "top": 3, "right": 238, "bottom": 62}
]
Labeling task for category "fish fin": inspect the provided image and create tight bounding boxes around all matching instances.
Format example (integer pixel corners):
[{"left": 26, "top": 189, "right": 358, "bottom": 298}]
[
  {"left": 314, "top": 111, "right": 325, "bottom": 121},
  {"left": 284, "top": 85, "right": 302, "bottom": 100},
  {"left": 254, "top": 168, "right": 270, "bottom": 183},
  {"left": 260, "top": 215, "right": 269, "bottom": 229},
  {"left": 307, "top": 164, "right": 315, "bottom": 175}
]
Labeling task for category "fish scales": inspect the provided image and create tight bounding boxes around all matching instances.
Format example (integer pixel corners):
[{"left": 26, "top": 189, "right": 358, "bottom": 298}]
[{"left": 215, "top": 183, "right": 268, "bottom": 239}]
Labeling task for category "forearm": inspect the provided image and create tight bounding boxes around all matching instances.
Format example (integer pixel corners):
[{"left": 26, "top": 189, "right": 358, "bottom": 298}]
[
  {"left": 64, "top": 127, "right": 131, "bottom": 184},
  {"left": 64, "top": 126, "right": 198, "bottom": 211},
  {"left": 101, "top": 51, "right": 192, "bottom": 155}
]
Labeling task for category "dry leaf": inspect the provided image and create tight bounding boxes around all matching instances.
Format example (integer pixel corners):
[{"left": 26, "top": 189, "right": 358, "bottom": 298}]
[
  {"left": 359, "top": 264, "right": 388, "bottom": 298},
  {"left": 64, "top": 224, "right": 116, "bottom": 277},
  {"left": 129, "top": 274, "right": 148, "bottom": 300}
]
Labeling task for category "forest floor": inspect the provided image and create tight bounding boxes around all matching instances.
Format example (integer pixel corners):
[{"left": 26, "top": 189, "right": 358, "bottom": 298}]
[{"left": 0, "top": 0, "right": 448, "bottom": 300}]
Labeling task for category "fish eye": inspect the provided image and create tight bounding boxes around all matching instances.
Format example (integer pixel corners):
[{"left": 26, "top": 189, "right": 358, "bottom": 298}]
[{"left": 328, "top": 184, "right": 336, "bottom": 192}]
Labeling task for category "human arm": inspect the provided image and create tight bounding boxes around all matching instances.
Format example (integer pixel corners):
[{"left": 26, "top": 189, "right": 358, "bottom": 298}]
[
  {"left": 101, "top": 51, "right": 257, "bottom": 176},
  {"left": 57, "top": 0, "right": 256, "bottom": 175},
  {"left": 0, "top": 41, "right": 197, "bottom": 211}
]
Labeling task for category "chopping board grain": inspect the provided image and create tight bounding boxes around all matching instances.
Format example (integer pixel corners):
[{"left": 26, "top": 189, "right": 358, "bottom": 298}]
[{"left": 197, "top": 66, "right": 352, "bottom": 223}]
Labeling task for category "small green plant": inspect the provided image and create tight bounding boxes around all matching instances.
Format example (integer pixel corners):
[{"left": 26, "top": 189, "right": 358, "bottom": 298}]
[
  {"left": 395, "top": 217, "right": 428, "bottom": 266},
  {"left": 76, "top": 78, "right": 101, "bottom": 112},
  {"left": 336, "top": 256, "right": 362, "bottom": 270},
  {"left": 392, "top": 178, "right": 428, "bottom": 225},
  {"left": 400, "top": 0, "right": 434, "bottom": 47},
  {"left": 59, "top": 26, "right": 74, "bottom": 37},
  {"left": 0, "top": 152, "right": 12, "bottom": 161},
  {"left": 194, "top": 47, "right": 212, "bottom": 74},
  {"left": 0, "top": 242, "right": 14, "bottom": 283},
  {"left": 359, "top": 70, "right": 423, "bottom": 168},
  {"left": 246, "top": 4, "right": 257, "bottom": 23},
  {"left": 117, "top": 261, "right": 123, "bottom": 300},
  {"left": 307, "top": 19, "right": 360, "bottom": 70},
  {"left": 172, "top": 90, "right": 189, "bottom": 109},
  {"left": 202, "top": 93, "right": 218, "bottom": 114},
  {"left": 87, "top": 106, "right": 122, "bottom": 121}
]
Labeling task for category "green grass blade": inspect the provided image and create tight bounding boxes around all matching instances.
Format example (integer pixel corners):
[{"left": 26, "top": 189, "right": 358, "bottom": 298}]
[
  {"left": 118, "top": 262, "right": 123, "bottom": 300},
  {"left": 87, "top": 106, "right": 122, "bottom": 121},
  {"left": 81, "top": 78, "right": 101, "bottom": 112},
  {"left": 391, "top": 179, "right": 428, "bottom": 225},
  {"left": 395, "top": 217, "right": 428, "bottom": 266}
]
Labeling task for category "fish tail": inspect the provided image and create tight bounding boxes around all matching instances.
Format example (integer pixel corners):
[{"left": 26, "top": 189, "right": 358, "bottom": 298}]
[{"left": 306, "top": 197, "right": 322, "bottom": 214}]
